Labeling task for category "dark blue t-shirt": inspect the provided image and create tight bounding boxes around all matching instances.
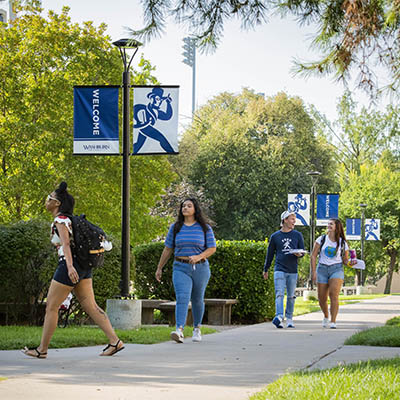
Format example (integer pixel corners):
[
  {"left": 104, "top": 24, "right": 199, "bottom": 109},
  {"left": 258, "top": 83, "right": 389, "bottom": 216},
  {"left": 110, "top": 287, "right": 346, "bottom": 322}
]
[{"left": 263, "top": 229, "right": 305, "bottom": 274}]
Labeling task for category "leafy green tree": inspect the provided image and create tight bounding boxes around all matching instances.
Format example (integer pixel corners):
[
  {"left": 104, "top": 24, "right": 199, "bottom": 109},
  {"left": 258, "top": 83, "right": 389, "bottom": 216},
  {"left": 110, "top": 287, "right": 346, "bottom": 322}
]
[
  {"left": 313, "top": 92, "right": 400, "bottom": 174},
  {"left": 175, "top": 89, "right": 337, "bottom": 240},
  {"left": 0, "top": 3, "right": 175, "bottom": 244},
  {"left": 340, "top": 157, "right": 400, "bottom": 293},
  {"left": 131, "top": 0, "right": 400, "bottom": 95},
  {"left": 278, "top": 0, "right": 400, "bottom": 96}
]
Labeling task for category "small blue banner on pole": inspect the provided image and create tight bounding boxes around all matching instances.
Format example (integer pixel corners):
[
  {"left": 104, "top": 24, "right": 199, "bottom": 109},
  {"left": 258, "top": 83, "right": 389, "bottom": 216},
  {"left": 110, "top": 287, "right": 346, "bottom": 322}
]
[
  {"left": 73, "top": 86, "right": 119, "bottom": 155},
  {"left": 132, "top": 85, "right": 179, "bottom": 155},
  {"left": 287, "top": 194, "right": 310, "bottom": 226},
  {"left": 316, "top": 194, "right": 339, "bottom": 226},
  {"left": 346, "top": 218, "right": 361, "bottom": 240},
  {"left": 365, "top": 218, "right": 380, "bottom": 241}
]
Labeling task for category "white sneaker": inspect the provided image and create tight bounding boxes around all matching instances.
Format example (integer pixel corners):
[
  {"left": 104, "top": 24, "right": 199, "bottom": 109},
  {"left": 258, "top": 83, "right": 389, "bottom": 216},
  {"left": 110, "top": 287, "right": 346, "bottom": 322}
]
[
  {"left": 192, "top": 327, "right": 202, "bottom": 342},
  {"left": 322, "top": 317, "right": 329, "bottom": 328},
  {"left": 330, "top": 322, "right": 337, "bottom": 329},
  {"left": 171, "top": 328, "right": 184, "bottom": 343},
  {"left": 286, "top": 319, "right": 295, "bottom": 328}
]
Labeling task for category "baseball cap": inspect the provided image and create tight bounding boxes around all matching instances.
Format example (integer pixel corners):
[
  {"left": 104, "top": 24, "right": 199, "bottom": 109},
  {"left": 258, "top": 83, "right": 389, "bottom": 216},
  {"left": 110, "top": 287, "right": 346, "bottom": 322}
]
[{"left": 281, "top": 210, "right": 296, "bottom": 221}]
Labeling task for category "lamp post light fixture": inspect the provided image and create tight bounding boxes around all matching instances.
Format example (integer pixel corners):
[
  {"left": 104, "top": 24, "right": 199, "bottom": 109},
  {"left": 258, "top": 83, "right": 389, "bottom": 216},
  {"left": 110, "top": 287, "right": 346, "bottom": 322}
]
[
  {"left": 306, "top": 171, "right": 321, "bottom": 289},
  {"left": 112, "top": 38, "right": 142, "bottom": 298},
  {"left": 359, "top": 203, "right": 367, "bottom": 287}
]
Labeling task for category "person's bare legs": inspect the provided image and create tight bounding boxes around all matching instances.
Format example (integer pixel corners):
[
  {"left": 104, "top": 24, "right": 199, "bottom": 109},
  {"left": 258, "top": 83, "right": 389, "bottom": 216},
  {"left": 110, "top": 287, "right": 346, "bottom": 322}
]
[
  {"left": 317, "top": 283, "right": 329, "bottom": 318},
  {"left": 328, "top": 278, "right": 343, "bottom": 323},
  {"left": 74, "top": 278, "right": 123, "bottom": 355},
  {"left": 24, "top": 280, "right": 72, "bottom": 357}
]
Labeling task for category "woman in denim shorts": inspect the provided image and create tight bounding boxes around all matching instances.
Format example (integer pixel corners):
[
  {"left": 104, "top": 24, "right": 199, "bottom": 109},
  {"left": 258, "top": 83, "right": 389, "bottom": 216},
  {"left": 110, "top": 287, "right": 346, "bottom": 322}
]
[
  {"left": 23, "top": 182, "right": 123, "bottom": 358},
  {"left": 310, "top": 219, "right": 350, "bottom": 329}
]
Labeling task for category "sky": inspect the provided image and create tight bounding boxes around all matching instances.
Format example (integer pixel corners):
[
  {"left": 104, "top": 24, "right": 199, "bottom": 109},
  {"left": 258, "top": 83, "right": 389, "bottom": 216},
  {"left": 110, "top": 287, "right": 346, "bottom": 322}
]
[{"left": 40, "top": 0, "right": 381, "bottom": 131}]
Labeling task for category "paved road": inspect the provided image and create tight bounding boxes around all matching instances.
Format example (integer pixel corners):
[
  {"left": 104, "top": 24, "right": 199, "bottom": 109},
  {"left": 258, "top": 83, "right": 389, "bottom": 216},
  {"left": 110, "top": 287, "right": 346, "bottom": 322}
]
[{"left": 1, "top": 296, "right": 400, "bottom": 400}]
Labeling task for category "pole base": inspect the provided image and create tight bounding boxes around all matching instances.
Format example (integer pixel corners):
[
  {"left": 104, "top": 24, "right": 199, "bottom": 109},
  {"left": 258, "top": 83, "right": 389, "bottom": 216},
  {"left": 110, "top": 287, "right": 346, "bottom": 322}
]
[
  {"left": 356, "top": 286, "right": 371, "bottom": 295},
  {"left": 106, "top": 299, "right": 141, "bottom": 330},
  {"left": 303, "top": 289, "right": 317, "bottom": 301}
]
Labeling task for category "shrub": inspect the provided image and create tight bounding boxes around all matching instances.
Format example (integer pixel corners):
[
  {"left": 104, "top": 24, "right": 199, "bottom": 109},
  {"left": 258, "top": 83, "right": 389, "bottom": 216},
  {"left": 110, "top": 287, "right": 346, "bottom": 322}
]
[
  {"left": 133, "top": 240, "right": 275, "bottom": 323},
  {"left": 91, "top": 236, "right": 135, "bottom": 309},
  {"left": 0, "top": 220, "right": 56, "bottom": 324},
  {"left": 0, "top": 219, "right": 133, "bottom": 325}
]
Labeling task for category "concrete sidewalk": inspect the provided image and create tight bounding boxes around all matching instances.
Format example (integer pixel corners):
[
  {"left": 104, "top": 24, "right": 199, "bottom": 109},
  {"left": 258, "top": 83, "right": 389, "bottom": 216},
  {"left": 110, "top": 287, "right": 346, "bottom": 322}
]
[{"left": 1, "top": 296, "right": 400, "bottom": 400}]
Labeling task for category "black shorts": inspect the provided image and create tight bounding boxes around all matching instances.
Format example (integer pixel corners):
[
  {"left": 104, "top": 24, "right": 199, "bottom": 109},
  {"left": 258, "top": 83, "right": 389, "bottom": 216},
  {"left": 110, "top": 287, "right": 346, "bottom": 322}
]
[{"left": 53, "top": 258, "right": 92, "bottom": 287}]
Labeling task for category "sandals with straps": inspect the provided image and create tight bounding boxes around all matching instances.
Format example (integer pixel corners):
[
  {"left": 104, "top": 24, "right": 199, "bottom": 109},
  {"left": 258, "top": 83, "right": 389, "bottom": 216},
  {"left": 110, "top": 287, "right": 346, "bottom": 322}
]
[
  {"left": 22, "top": 346, "right": 47, "bottom": 359},
  {"left": 100, "top": 339, "right": 125, "bottom": 356}
]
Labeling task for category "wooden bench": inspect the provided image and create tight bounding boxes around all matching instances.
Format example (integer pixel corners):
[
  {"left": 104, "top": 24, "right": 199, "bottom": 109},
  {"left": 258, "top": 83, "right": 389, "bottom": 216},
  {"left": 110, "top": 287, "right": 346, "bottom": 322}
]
[
  {"left": 205, "top": 298, "right": 238, "bottom": 325},
  {"left": 157, "top": 298, "right": 238, "bottom": 326},
  {"left": 140, "top": 299, "right": 170, "bottom": 324},
  {"left": 157, "top": 301, "right": 193, "bottom": 326},
  {"left": 342, "top": 286, "right": 357, "bottom": 296}
]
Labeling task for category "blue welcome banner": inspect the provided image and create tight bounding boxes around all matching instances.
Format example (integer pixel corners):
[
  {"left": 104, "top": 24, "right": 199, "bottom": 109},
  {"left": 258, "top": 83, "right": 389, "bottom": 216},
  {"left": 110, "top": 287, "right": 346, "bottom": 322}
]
[
  {"left": 74, "top": 86, "right": 119, "bottom": 155},
  {"left": 316, "top": 194, "right": 339, "bottom": 226},
  {"left": 346, "top": 218, "right": 361, "bottom": 240}
]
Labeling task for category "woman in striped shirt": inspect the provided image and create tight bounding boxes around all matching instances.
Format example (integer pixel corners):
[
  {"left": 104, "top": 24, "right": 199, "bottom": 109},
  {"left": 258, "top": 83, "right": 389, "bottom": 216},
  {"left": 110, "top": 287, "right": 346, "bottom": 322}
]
[{"left": 156, "top": 198, "right": 216, "bottom": 343}]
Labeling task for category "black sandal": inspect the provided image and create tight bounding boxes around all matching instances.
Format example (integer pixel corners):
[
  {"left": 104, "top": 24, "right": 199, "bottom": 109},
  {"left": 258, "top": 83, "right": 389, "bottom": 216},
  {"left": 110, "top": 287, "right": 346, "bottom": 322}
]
[
  {"left": 100, "top": 340, "right": 125, "bottom": 356},
  {"left": 22, "top": 346, "right": 47, "bottom": 359}
]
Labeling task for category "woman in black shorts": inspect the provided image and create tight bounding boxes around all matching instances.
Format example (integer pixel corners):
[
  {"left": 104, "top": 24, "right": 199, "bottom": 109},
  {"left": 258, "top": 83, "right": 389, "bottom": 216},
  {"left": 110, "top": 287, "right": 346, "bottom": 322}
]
[{"left": 23, "top": 182, "right": 124, "bottom": 358}]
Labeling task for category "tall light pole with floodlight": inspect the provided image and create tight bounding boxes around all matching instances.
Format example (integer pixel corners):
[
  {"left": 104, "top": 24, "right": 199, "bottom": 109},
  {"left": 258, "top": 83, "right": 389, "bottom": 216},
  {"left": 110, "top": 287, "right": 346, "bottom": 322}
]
[
  {"left": 112, "top": 38, "right": 141, "bottom": 298},
  {"left": 182, "top": 36, "right": 196, "bottom": 118}
]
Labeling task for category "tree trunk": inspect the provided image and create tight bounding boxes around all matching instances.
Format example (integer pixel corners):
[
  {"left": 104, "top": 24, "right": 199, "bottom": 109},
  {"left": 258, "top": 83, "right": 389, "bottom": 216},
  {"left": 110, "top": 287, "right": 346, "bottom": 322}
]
[{"left": 384, "top": 250, "right": 397, "bottom": 294}]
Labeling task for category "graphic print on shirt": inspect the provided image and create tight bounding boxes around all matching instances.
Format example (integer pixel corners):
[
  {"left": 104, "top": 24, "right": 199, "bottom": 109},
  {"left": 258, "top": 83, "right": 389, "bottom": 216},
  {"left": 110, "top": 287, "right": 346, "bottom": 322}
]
[
  {"left": 324, "top": 246, "right": 337, "bottom": 258},
  {"left": 282, "top": 238, "right": 292, "bottom": 252}
]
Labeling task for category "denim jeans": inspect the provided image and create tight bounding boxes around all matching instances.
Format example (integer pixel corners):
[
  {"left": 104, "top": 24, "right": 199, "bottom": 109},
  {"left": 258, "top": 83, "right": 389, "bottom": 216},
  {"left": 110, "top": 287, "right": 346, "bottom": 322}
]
[
  {"left": 274, "top": 270, "right": 298, "bottom": 320},
  {"left": 172, "top": 260, "right": 211, "bottom": 329}
]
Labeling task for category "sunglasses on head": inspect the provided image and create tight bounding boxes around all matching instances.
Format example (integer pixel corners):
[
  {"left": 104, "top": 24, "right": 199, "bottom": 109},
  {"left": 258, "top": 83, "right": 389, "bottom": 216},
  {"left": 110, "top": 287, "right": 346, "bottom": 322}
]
[{"left": 46, "top": 194, "right": 59, "bottom": 202}]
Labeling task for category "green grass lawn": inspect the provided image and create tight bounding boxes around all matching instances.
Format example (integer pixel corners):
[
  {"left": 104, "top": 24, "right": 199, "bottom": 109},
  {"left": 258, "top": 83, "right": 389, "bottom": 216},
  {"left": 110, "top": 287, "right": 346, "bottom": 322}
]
[
  {"left": 0, "top": 325, "right": 217, "bottom": 350},
  {"left": 293, "top": 294, "right": 386, "bottom": 317},
  {"left": 345, "top": 316, "right": 400, "bottom": 347},
  {"left": 250, "top": 357, "right": 400, "bottom": 400}
]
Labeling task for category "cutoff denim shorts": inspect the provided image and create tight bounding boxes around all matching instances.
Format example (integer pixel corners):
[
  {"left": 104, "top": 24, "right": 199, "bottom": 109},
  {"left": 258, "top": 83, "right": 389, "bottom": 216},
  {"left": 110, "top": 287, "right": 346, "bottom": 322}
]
[
  {"left": 317, "top": 262, "right": 344, "bottom": 284},
  {"left": 53, "top": 258, "right": 92, "bottom": 287}
]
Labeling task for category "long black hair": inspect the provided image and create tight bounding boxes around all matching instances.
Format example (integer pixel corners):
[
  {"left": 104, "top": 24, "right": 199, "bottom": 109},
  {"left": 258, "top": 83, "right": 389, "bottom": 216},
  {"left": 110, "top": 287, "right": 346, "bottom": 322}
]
[
  {"left": 54, "top": 181, "right": 75, "bottom": 215},
  {"left": 173, "top": 198, "right": 210, "bottom": 239}
]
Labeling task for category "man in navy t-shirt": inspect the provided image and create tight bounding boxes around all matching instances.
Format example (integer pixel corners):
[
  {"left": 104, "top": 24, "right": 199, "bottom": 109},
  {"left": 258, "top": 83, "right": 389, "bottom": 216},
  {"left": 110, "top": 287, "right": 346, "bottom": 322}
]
[{"left": 263, "top": 210, "right": 305, "bottom": 328}]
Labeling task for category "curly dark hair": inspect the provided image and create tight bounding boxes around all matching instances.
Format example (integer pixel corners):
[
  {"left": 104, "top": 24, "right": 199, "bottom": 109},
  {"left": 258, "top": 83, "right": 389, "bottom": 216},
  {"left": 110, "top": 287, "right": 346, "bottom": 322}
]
[
  {"left": 54, "top": 181, "right": 75, "bottom": 215},
  {"left": 173, "top": 198, "right": 210, "bottom": 239}
]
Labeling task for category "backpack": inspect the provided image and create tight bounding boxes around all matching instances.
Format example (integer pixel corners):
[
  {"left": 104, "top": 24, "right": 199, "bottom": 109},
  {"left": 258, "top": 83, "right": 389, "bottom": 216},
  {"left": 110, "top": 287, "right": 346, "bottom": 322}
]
[
  {"left": 68, "top": 214, "right": 107, "bottom": 269},
  {"left": 319, "top": 234, "right": 346, "bottom": 259}
]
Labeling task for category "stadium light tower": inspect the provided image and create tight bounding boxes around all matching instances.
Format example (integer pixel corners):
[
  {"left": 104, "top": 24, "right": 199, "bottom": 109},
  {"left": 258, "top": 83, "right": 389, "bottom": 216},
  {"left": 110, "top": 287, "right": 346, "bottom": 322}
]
[{"left": 182, "top": 36, "right": 196, "bottom": 118}]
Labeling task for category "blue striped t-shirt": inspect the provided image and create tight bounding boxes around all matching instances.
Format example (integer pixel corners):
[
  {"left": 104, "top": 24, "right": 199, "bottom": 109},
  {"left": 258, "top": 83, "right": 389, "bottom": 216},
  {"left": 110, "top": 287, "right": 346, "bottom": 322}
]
[{"left": 165, "top": 222, "right": 216, "bottom": 257}]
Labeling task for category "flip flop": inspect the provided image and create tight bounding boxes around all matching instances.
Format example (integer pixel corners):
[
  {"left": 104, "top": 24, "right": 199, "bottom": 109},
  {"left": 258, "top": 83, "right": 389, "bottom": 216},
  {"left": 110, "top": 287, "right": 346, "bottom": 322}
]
[
  {"left": 22, "top": 346, "right": 47, "bottom": 359},
  {"left": 100, "top": 339, "right": 125, "bottom": 356}
]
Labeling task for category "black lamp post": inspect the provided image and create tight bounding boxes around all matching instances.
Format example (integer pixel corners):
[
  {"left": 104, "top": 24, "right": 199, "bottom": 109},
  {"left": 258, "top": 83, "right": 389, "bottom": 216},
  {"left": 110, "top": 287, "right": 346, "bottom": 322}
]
[
  {"left": 359, "top": 203, "right": 367, "bottom": 286},
  {"left": 306, "top": 171, "right": 321, "bottom": 289},
  {"left": 112, "top": 38, "right": 142, "bottom": 297}
]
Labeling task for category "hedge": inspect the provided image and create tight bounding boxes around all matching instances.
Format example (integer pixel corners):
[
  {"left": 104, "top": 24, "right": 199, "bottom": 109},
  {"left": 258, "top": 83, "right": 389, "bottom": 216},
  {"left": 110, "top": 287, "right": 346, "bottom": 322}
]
[
  {"left": 0, "top": 220, "right": 56, "bottom": 324},
  {"left": 0, "top": 219, "right": 133, "bottom": 325},
  {"left": 133, "top": 240, "right": 275, "bottom": 323}
]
